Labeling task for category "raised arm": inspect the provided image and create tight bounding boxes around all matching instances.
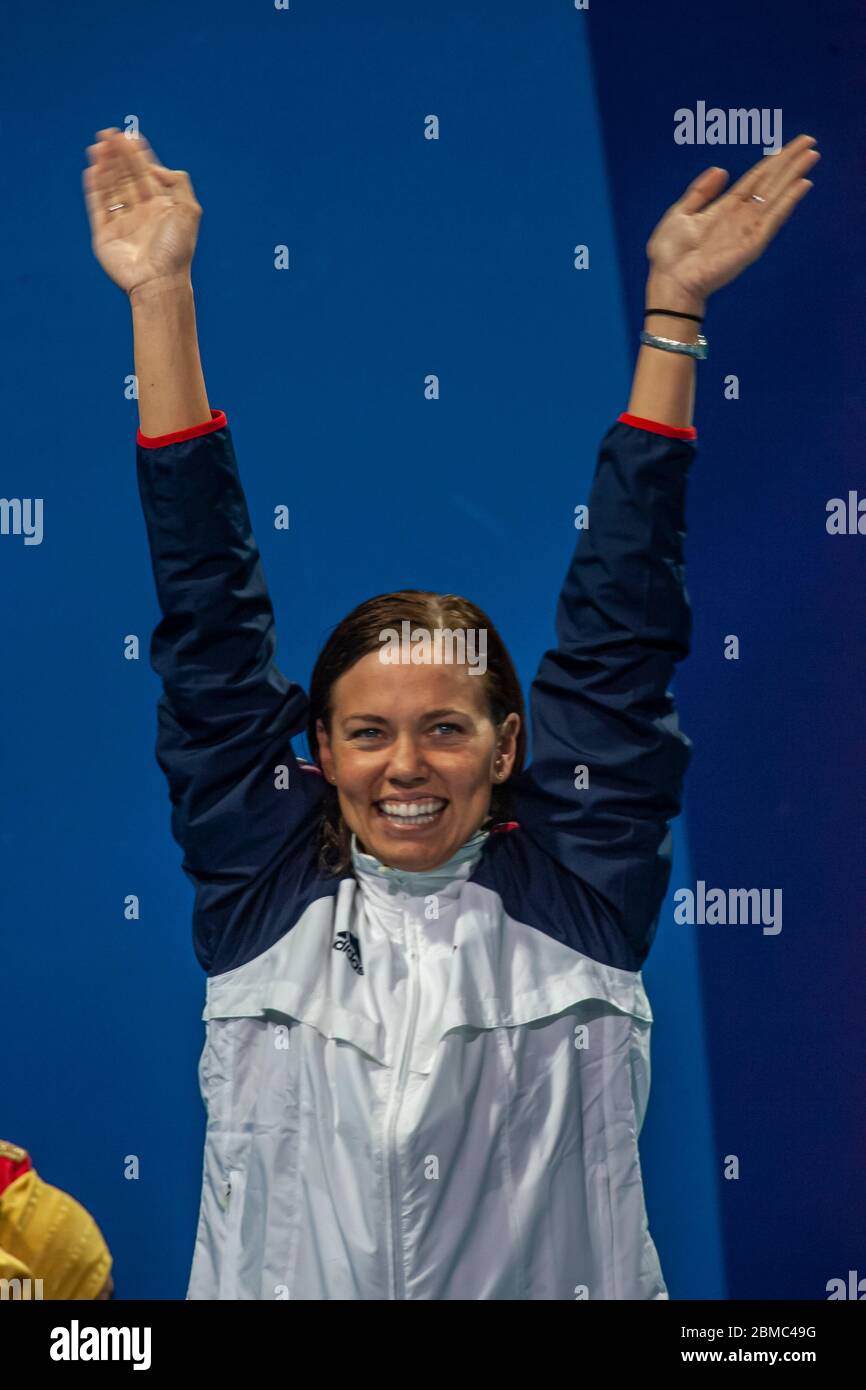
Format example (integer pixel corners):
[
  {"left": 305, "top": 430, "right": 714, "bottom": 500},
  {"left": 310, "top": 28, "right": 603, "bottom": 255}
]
[
  {"left": 513, "top": 415, "right": 695, "bottom": 968},
  {"left": 84, "top": 130, "right": 324, "bottom": 969},
  {"left": 514, "top": 135, "right": 819, "bottom": 965}
]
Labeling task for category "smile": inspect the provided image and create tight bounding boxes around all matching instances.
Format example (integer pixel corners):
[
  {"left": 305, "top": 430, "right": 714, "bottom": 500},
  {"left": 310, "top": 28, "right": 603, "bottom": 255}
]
[{"left": 375, "top": 799, "right": 447, "bottom": 829}]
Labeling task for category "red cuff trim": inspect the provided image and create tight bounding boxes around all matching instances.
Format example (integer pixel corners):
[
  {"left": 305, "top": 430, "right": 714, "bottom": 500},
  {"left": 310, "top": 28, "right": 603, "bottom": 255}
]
[
  {"left": 617, "top": 411, "right": 697, "bottom": 442},
  {"left": 137, "top": 408, "right": 227, "bottom": 449},
  {"left": 0, "top": 1149, "right": 32, "bottom": 1198}
]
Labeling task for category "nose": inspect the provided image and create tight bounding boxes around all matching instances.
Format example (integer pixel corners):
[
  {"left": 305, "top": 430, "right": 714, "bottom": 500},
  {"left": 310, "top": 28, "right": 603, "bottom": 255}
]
[{"left": 385, "top": 732, "right": 429, "bottom": 784}]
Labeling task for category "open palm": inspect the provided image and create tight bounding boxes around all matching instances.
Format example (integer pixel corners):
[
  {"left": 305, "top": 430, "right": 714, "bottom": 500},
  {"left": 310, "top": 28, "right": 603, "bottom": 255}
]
[
  {"left": 82, "top": 129, "right": 202, "bottom": 295},
  {"left": 646, "top": 133, "right": 820, "bottom": 304}
]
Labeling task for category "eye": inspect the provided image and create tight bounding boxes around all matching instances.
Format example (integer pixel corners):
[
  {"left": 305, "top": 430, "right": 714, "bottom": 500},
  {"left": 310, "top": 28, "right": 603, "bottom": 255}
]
[
  {"left": 348, "top": 728, "right": 382, "bottom": 740},
  {"left": 432, "top": 723, "right": 463, "bottom": 735}
]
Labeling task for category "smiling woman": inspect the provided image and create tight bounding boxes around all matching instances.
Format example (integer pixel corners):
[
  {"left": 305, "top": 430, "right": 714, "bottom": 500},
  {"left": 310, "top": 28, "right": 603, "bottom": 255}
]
[
  {"left": 308, "top": 591, "right": 525, "bottom": 876},
  {"left": 85, "top": 124, "right": 819, "bottom": 1300}
]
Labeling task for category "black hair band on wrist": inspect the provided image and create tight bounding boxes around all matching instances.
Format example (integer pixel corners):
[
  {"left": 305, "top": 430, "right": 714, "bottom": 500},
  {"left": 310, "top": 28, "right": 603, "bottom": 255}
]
[{"left": 644, "top": 308, "right": 704, "bottom": 323}]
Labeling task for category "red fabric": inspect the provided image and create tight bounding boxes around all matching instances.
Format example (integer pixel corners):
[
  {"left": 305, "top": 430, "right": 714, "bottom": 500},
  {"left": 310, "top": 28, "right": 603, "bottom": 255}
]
[
  {"left": 490, "top": 821, "right": 520, "bottom": 833},
  {"left": 137, "top": 408, "right": 227, "bottom": 449},
  {"left": 617, "top": 411, "right": 697, "bottom": 442},
  {"left": 0, "top": 1145, "right": 32, "bottom": 1198}
]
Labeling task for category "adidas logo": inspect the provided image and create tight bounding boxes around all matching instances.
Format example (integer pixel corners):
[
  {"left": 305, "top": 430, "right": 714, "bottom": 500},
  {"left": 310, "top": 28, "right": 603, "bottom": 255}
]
[{"left": 333, "top": 930, "right": 364, "bottom": 975}]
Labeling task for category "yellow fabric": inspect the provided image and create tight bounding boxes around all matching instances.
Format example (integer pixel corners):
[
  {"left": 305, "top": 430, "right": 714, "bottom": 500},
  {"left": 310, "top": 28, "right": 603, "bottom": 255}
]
[
  {"left": 0, "top": 1168, "right": 112, "bottom": 1300},
  {"left": 0, "top": 1247, "right": 36, "bottom": 1283},
  {"left": 0, "top": 1139, "right": 29, "bottom": 1164}
]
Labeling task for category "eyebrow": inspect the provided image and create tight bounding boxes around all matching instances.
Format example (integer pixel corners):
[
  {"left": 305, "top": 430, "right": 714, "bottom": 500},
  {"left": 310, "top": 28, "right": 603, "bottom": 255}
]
[{"left": 341, "top": 708, "right": 469, "bottom": 727}]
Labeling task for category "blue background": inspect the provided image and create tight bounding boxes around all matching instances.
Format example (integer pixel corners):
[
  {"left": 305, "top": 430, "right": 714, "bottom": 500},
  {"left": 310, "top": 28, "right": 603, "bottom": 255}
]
[{"left": 1, "top": 0, "right": 862, "bottom": 1299}]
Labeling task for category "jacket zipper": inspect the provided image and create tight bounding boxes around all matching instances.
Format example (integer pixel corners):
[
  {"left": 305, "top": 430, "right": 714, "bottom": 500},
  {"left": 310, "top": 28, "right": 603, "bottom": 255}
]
[
  {"left": 219, "top": 1168, "right": 246, "bottom": 1299},
  {"left": 384, "top": 913, "right": 421, "bottom": 1300}
]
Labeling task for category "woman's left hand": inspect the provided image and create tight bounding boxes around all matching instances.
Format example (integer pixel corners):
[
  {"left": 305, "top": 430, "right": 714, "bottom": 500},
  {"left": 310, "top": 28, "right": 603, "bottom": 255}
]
[{"left": 645, "top": 133, "right": 820, "bottom": 310}]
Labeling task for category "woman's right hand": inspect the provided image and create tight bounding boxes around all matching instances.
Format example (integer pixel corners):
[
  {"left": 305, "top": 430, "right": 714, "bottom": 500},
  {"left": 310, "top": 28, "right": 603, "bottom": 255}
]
[{"left": 83, "top": 129, "right": 203, "bottom": 297}]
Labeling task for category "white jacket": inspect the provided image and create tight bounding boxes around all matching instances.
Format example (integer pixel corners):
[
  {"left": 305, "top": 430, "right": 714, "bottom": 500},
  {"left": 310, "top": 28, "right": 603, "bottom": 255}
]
[{"left": 135, "top": 406, "right": 696, "bottom": 1300}]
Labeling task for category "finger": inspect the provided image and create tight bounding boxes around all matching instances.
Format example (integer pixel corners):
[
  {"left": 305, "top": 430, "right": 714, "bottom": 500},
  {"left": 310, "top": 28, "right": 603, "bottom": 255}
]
[
  {"left": 85, "top": 134, "right": 121, "bottom": 166},
  {"left": 148, "top": 162, "right": 201, "bottom": 209},
  {"left": 122, "top": 132, "right": 159, "bottom": 203},
  {"left": 147, "top": 162, "right": 183, "bottom": 186},
  {"left": 757, "top": 178, "right": 814, "bottom": 244},
  {"left": 82, "top": 153, "right": 126, "bottom": 236},
  {"left": 100, "top": 135, "right": 143, "bottom": 211},
  {"left": 678, "top": 166, "right": 729, "bottom": 215},
  {"left": 129, "top": 132, "right": 167, "bottom": 171},
  {"left": 84, "top": 142, "right": 116, "bottom": 226},
  {"left": 760, "top": 135, "right": 819, "bottom": 201},
  {"left": 82, "top": 164, "right": 107, "bottom": 236},
  {"left": 763, "top": 144, "right": 820, "bottom": 203},
  {"left": 122, "top": 134, "right": 193, "bottom": 195},
  {"left": 729, "top": 133, "right": 816, "bottom": 202},
  {"left": 90, "top": 137, "right": 138, "bottom": 221}
]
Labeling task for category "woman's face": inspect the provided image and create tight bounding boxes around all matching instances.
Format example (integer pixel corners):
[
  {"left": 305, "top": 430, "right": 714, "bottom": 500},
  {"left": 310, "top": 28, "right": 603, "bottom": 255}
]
[{"left": 316, "top": 651, "right": 520, "bottom": 872}]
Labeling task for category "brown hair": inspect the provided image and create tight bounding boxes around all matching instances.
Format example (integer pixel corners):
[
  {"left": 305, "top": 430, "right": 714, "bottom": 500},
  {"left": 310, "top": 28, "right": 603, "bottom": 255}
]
[{"left": 306, "top": 590, "right": 527, "bottom": 877}]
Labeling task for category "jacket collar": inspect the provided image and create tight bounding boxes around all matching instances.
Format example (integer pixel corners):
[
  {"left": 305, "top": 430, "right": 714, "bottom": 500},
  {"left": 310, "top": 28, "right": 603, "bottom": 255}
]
[{"left": 350, "top": 821, "right": 490, "bottom": 900}]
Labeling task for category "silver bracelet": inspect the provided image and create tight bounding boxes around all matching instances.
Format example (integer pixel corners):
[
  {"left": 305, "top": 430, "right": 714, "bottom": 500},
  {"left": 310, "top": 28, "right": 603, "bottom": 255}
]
[{"left": 640, "top": 329, "right": 708, "bottom": 360}]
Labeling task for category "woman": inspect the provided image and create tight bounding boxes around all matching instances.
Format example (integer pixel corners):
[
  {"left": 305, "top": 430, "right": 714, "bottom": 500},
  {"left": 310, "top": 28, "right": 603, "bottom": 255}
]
[{"left": 83, "top": 127, "right": 818, "bottom": 1300}]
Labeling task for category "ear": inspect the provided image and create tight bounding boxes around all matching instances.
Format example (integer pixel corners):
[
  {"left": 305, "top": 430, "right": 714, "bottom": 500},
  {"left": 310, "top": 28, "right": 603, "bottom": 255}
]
[{"left": 495, "top": 712, "right": 521, "bottom": 778}]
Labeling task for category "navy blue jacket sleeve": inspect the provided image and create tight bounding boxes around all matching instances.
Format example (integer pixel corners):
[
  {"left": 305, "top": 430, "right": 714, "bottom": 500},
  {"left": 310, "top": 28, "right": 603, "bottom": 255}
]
[
  {"left": 511, "top": 418, "right": 694, "bottom": 964},
  {"left": 135, "top": 412, "right": 325, "bottom": 966}
]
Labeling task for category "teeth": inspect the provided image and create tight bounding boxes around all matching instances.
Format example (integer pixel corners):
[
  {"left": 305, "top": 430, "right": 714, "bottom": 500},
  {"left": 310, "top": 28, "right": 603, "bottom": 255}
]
[{"left": 378, "top": 800, "right": 445, "bottom": 819}]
